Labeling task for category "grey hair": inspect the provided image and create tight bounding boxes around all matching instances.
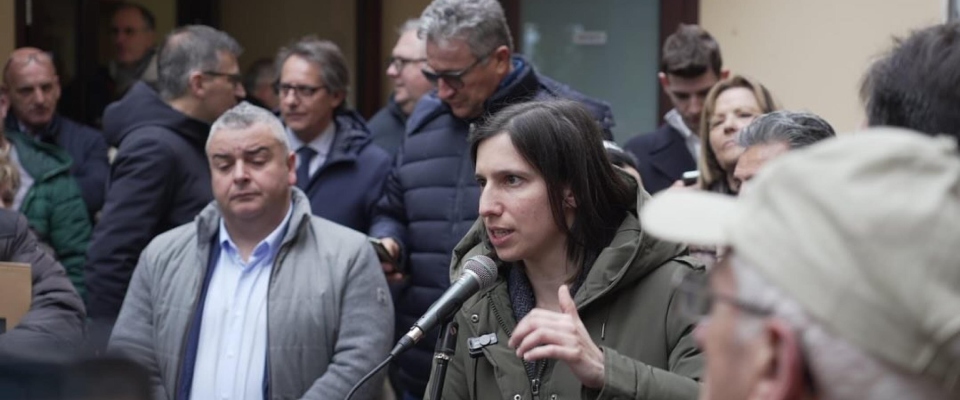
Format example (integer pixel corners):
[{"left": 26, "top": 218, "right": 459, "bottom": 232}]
[
  {"left": 738, "top": 110, "right": 836, "bottom": 150},
  {"left": 207, "top": 101, "right": 290, "bottom": 154},
  {"left": 275, "top": 37, "right": 350, "bottom": 107},
  {"left": 731, "top": 255, "right": 957, "bottom": 400},
  {"left": 398, "top": 18, "right": 421, "bottom": 36},
  {"left": 418, "top": 0, "right": 514, "bottom": 59},
  {"left": 157, "top": 25, "right": 242, "bottom": 100}
]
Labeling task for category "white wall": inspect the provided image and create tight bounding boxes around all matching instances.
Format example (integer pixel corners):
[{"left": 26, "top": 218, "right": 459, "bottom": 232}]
[
  {"left": 701, "top": 0, "right": 944, "bottom": 132},
  {"left": 221, "top": 0, "right": 358, "bottom": 104}
]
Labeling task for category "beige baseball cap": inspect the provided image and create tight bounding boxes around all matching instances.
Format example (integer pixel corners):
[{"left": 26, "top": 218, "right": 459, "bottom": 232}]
[{"left": 641, "top": 127, "right": 960, "bottom": 389}]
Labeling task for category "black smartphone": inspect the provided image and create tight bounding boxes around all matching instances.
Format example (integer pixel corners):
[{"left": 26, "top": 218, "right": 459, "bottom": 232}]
[
  {"left": 681, "top": 170, "right": 700, "bottom": 186},
  {"left": 369, "top": 237, "right": 398, "bottom": 265}
]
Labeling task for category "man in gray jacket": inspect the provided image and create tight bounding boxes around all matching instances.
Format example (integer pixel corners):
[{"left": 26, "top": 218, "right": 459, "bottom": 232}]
[{"left": 108, "top": 102, "right": 394, "bottom": 400}]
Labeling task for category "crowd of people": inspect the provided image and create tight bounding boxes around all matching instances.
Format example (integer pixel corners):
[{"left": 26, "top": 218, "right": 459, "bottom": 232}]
[{"left": 0, "top": 0, "right": 959, "bottom": 399}]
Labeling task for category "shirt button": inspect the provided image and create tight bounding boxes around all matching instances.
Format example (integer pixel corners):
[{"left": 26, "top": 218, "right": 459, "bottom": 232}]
[
  {"left": 551, "top": 395, "right": 557, "bottom": 400},
  {"left": 513, "top": 395, "right": 521, "bottom": 400},
  {"left": 470, "top": 314, "right": 480, "bottom": 323}
]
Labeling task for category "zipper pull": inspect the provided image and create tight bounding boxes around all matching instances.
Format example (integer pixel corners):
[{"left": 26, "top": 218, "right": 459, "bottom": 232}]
[{"left": 531, "top": 378, "right": 541, "bottom": 396}]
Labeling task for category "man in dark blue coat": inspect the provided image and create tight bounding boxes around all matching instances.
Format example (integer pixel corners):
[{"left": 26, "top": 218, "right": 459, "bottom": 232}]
[
  {"left": 370, "top": 0, "right": 615, "bottom": 397},
  {"left": 2, "top": 48, "right": 109, "bottom": 218},
  {"left": 623, "top": 24, "right": 727, "bottom": 194},
  {"left": 276, "top": 37, "right": 391, "bottom": 233},
  {"left": 84, "top": 25, "right": 245, "bottom": 343},
  {"left": 368, "top": 18, "right": 434, "bottom": 156}
]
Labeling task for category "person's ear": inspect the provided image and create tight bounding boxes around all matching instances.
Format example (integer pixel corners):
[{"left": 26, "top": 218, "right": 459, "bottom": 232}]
[
  {"left": 493, "top": 45, "right": 511, "bottom": 74},
  {"left": 188, "top": 70, "right": 206, "bottom": 97},
  {"left": 563, "top": 187, "right": 577, "bottom": 209},
  {"left": 330, "top": 90, "right": 346, "bottom": 110},
  {"left": 720, "top": 69, "right": 731, "bottom": 80},
  {"left": 658, "top": 72, "right": 670, "bottom": 90},
  {"left": 286, "top": 151, "right": 297, "bottom": 186},
  {"left": 747, "top": 318, "right": 809, "bottom": 400},
  {"left": 0, "top": 93, "right": 8, "bottom": 120}
]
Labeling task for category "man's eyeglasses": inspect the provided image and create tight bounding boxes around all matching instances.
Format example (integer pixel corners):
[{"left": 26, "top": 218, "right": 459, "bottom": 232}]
[
  {"left": 203, "top": 71, "right": 242, "bottom": 86},
  {"left": 389, "top": 56, "right": 426, "bottom": 72},
  {"left": 274, "top": 83, "right": 327, "bottom": 98},
  {"left": 673, "top": 270, "right": 772, "bottom": 320},
  {"left": 421, "top": 53, "right": 491, "bottom": 90}
]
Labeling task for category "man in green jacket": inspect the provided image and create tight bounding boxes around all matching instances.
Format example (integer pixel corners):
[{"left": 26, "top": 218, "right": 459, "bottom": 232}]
[{"left": 0, "top": 94, "right": 90, "bottom": 297}]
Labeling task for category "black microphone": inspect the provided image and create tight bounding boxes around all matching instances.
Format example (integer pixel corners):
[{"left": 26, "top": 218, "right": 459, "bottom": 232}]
[{"left": 390, "top": 255, "right": 498, "bottom": 357}]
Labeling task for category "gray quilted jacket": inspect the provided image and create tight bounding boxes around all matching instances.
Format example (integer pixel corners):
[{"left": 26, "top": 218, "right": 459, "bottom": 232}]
[{"left": 109, "top": 188, "right": 394, "bottom": 399}]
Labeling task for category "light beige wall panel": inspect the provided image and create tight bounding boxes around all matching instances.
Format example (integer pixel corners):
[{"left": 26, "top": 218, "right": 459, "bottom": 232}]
[
  {"left": 221, "top": 0, "right": 357, "bottom": 105},
  {"left": 0, "top": 0, "right": 15, "bottom": 61},
  {"left": 701, "top": 0, "right": 943, "bottom": 132},
  {"left": 129, "top": 0, "right": 176, "bottom": 36},
  {"left": 380, "top": 0, "right": 432, "bottom": 101}
]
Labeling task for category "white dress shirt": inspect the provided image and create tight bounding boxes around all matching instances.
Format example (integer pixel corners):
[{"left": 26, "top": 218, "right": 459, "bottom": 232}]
[
  {"left": 286, "top": 122, "right": 336, "bottom": 178},
  {"left": 190, "top": 204, "right": 294, "bottom": 400},
  {"left": 664, "top": 108, "right": 701, "bottom": 161},
  {"left": 8, "top": 146, "right": 34, "bottom": 211}
]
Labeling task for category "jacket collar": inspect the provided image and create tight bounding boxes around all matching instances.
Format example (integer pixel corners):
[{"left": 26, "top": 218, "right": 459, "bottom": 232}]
[
  {"left": 4, "top": 130, "right": 72, "bottom": 181},
  {"left": 323, "top": 110, "right": 371, "bottom": 166},
  {"left": 387, "top": 95, "right": 407, "bottom": 124},
  {"left": 477, "top": 56, "right": 539, "bottom": 123},
  {"left": 4, "top": 113, "right": 63, "bottom": 144},
  {"left": 195, "top": 187, "right": 314, "bottom": 249}
]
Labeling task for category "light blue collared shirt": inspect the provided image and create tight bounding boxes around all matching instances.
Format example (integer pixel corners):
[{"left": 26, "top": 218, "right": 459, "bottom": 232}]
[{"left": 190, "top": 203, "right": 294, "bottom": 400}]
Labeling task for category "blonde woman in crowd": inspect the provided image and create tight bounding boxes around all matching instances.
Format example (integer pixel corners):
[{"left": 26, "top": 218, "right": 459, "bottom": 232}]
[{"left": 697, "top": 74, "right": 779, "bottom": 194}]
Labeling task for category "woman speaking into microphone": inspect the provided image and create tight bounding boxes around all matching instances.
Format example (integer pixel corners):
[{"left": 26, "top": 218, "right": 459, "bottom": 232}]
[{"left": 426, "top": 100, "right": 703, "bottom": 400}]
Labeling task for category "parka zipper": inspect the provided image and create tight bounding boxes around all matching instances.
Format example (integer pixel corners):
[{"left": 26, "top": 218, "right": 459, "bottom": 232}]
[{"left": 490, "top": 295, "right": 548, "bottom": 400}]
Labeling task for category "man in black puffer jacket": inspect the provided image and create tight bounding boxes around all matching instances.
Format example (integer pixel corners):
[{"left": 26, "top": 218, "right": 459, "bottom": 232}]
[
  {"left": 369, "top": 1, "right": 615, "bottom": 397},
  {"left": 84, "top": 25, "right": 245, "bottom": 346}
]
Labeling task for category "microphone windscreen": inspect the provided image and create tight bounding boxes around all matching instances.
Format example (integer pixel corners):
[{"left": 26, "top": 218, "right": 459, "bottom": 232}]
[{"left": 463, "top": 255, "right": 498, "bottom": 290}]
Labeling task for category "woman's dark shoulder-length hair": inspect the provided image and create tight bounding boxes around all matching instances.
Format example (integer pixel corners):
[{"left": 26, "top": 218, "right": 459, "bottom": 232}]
[{"left": 469, "top": 99, "right": 635, "bottom": 267}]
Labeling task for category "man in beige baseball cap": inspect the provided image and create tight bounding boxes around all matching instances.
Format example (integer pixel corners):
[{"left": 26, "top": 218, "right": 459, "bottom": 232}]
[{"left": 642, "top": 127, "right": 960, "bottom": 400}]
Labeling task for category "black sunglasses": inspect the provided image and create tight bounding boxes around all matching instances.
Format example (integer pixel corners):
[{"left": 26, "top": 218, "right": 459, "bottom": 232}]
[{"left": 421, "top": 53, "right": 492, "bottom": 90}]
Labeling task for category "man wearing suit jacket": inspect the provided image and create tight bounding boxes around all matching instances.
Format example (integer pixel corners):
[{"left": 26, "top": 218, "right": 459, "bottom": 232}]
[{"left": 624, "top": 24, "right": 727, "bottom": 193}]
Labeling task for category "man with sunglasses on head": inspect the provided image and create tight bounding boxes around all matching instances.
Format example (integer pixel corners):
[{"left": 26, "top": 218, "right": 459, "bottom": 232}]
[
  {"left": 642, "top": 128, "right": 960, "bottom": 400},
  {"left": 85, "top": 25, "right": 245, "bottom": 348},
  {"left": 275, "top": 37, "right": 391, "bottom": 233},
  {"left": 368, "top": 19, "right": 433, "bottom": 155},
  {"left": 370, "top": 0, "right": 615, "bottom": 398}
]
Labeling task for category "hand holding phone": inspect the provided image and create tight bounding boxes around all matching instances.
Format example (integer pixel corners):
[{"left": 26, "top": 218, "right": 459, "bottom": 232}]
[{"left": 370, "top": 237, "right": 404, "bottom": 283}]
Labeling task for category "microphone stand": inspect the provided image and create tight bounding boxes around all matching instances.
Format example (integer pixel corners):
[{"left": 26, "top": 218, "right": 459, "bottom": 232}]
[{"left": 428, "top": 319, "right": 459, "bottom": 400}]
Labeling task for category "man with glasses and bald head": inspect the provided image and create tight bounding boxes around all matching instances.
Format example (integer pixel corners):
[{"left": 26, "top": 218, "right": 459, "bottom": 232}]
[
  {"left": 369, "top": 0, "right": 617, "bottom": 398},
  {"left": 275, "top": 37, "right": 391, "bottom": 234},
  {"left": 85, "top": 25, "right": 246, "bottom": 346}
]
